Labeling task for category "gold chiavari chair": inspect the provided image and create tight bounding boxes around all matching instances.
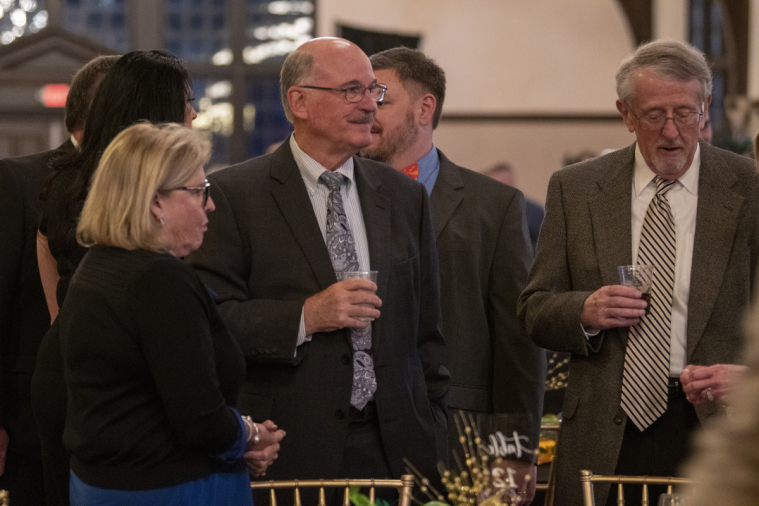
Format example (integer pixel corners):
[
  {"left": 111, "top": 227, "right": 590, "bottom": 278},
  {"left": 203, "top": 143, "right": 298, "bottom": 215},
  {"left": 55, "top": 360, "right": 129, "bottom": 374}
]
[
  {"left": 580, "top": 470, "right": 691, "bottom": 506},
  {"left": 0, "top": 490, "right": 8, "bottom": 505},
  {"left": 536, "top": 422, "right": 560, "bottom": 506},
  {"left": 251, "top": 475, "right": 415, "bottom": 506}
]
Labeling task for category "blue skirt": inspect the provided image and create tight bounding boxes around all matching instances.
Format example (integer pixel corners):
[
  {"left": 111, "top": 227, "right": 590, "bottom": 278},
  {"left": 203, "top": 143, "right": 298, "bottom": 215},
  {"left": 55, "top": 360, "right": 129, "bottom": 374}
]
[{"left": 70, "top": 469, "right": 254, "bottom": 506}]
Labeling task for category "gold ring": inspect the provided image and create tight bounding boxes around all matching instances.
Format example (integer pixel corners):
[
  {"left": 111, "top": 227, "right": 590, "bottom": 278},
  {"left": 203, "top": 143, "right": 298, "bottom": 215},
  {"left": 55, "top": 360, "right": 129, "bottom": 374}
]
[{"left": 706, "top": 388, "right": 714, "bottom": 402}]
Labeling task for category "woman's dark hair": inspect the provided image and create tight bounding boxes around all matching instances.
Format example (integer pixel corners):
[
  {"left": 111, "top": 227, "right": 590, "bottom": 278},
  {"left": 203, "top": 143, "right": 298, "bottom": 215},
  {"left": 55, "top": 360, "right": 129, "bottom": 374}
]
[{"left": 41, "top": 49, "right": 191, "bottom": 239}]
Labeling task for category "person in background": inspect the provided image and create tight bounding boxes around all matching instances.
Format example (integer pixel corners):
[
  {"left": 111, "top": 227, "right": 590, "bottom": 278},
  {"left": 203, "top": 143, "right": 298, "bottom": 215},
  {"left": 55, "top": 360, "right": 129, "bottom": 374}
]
[
  {"left": 0, "top": 54, "right": 117, "bottom": 505},
  {"left": 561, "top": 150, "right": 598, "bottom": 167},
  {"left": 61, "top": 122, "right": 283, "bottom": 505},
  {"left": 518, "top": 39, "right": 759, "bottom": 505},
  {"left": 188, "top": 38, "right": 449, "bottom": 504},
  {"left": 700, "top": 108, "right": 713, "bottom": 143},
  {"left": 32, "top": 50, "right": 198, "bottom": 506},
  {"left": 359, "top": 47, "right": 545, "bottom": 503},
  {"left": 484, "top": 162, "right": 544, "bottom": 251}
]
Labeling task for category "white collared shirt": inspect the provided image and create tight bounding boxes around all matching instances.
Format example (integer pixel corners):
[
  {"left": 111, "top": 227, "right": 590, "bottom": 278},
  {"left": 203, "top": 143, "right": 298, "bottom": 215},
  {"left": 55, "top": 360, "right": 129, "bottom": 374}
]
[
  {"left": 289, "top": 135, "right": 371, "bottom": 345},
  {"left": 631, "top": 143, "right": 700, "bottom": 376}
]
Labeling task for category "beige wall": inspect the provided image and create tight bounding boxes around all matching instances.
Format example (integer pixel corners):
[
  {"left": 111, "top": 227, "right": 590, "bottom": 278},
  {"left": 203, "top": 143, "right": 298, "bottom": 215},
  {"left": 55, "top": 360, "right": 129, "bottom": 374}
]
[
  {"left": 434, "top": 119, "right": 634, "bottom": 204},
  {"left": 317, "top": 0, "right": 640, "bottom": 201},
  {"left": 320, "top": 0, "right": 634, "bottom": 113}
]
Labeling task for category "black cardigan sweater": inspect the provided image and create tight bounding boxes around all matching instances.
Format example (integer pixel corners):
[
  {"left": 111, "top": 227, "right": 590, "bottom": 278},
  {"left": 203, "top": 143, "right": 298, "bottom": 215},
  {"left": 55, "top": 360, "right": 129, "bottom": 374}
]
[{"left": 59, "top": 246, "right": 246, "bottom": 490}]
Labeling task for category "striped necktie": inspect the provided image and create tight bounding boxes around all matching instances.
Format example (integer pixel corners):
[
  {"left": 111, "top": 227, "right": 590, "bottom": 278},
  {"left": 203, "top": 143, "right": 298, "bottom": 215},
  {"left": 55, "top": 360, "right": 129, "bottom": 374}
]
[
  {"left": 621, "top": 176, "right": 676, "bottom": 431},
  {"left": 320, "top": 171, "right": 377, "bottom": 410}
]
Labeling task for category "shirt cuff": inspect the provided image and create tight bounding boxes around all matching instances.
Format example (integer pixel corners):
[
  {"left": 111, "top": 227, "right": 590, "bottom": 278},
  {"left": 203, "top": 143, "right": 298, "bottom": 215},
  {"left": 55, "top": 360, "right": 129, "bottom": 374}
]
[
  {"left": 295, "top": 307, "right": 312, "bottom": 351},
  {"left": 581, "top": 323, "right": 600, "bottom": 340}
]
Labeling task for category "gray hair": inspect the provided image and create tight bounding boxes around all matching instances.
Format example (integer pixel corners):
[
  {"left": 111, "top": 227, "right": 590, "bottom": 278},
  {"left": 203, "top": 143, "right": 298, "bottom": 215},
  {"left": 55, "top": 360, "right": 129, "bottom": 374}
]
[
  {"left": 616, "top": 39, "right": 712, "bottom": 105},
  {"left": 280, "top": 50, "right": 315, "bottom": 123}
]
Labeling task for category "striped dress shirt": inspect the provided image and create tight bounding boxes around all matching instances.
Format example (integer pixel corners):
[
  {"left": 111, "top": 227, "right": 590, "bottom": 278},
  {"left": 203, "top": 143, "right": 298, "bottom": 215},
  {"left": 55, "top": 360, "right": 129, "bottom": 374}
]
[{"left": 289, "top": 135, "right": 371, "bottom": 344}]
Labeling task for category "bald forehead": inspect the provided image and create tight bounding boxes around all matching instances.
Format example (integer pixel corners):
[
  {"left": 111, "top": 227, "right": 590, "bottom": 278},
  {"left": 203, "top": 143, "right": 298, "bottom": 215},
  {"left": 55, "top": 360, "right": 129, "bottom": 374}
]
[
  {"left": 296, "top": 38, "right": 372, "bottom": 83},
  {"left": 298, "top": 37, "right": 358, "bottom": 57}
]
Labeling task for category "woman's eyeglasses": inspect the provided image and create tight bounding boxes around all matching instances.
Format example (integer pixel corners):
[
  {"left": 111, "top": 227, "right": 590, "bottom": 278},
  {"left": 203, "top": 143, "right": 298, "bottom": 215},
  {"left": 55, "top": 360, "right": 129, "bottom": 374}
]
[{"left": 168, "top": 179, "right": 211, "bottom": 205}]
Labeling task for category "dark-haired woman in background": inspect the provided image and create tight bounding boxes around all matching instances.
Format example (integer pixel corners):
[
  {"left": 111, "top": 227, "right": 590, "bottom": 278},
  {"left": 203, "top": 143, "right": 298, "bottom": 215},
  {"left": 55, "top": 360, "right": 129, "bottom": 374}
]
[
  {"left": 30, "top": 50, "right": 266, "bottom": 506},
  {"left": 37, "top": 49, "right": 197, "bottom": 322}
]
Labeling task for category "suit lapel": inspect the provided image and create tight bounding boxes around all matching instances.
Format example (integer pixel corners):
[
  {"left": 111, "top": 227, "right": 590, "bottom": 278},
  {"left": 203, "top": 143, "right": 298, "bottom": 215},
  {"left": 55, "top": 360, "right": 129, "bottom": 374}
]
[
  {"left": 270, "top": 143, "right": 336, "bottom": 292},
  {"left": 686, "top": 143, "right": 743, "bottom": 357},
  {"left": 354, "top": 157, "right": 391, "bottom": 344},
  {"left": 588, "top": 146, "right": 635, "bottom": 287},
  {"left": 429, "top": 150, "right": 463, "bottom": 239}
]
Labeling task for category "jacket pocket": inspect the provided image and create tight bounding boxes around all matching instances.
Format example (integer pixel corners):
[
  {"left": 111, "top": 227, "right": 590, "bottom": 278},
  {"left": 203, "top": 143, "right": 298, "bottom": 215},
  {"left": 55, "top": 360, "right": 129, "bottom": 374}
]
[{"left": 562, "top": 390, "right": 579, "bottom": 420}]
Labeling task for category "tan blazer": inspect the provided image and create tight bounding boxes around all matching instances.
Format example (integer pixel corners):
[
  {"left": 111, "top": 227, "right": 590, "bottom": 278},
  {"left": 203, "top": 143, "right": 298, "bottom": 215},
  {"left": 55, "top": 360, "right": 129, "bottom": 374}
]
[{"left": 518, "top": 141, "right": 759, "bottom": 505}]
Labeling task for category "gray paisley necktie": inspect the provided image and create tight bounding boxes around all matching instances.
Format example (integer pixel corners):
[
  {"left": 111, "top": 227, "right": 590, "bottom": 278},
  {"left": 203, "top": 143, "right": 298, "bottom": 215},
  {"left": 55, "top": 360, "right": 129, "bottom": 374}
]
[{"left": 320, "top": 171, "right": 377, "bottom": 410}]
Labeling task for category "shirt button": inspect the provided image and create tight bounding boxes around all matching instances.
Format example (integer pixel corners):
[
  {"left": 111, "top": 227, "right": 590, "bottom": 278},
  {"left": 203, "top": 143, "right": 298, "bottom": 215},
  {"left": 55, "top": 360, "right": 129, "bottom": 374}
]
[
  {"left": 335, "top": 410, "right": 345, "bottom": 420},
  {"left": 341, "top": 354, "right": 351, "bottom": 365},
  {"left": 614, "top": 415, "right": 624, "bottom": 425}
]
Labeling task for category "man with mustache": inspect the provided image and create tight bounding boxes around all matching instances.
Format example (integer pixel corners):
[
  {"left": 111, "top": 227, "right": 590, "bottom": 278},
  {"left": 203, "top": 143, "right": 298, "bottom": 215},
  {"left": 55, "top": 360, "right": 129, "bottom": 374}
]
[
  {"left": 360, "top": 47, "right": 545, "bottom": 504},
  {"left": 518, "top": 39, "right": 759, "bottom": 505},
  {"left": 189, "top": 38, "right": 449, "bottom": 502}
]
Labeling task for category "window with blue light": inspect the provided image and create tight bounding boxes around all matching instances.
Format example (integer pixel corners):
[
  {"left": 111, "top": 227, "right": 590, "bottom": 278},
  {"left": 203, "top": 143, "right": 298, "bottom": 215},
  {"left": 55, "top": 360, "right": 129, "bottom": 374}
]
[
  {"left": 62, "top": 0, "right": 128, "bottom": 52},
  {"left": 165, "top": 0, "right": 228, "bottom": 63},
  {"left": 244, "top": 0, "right": 314, "bottom": 65},
  {"left": 246, "top": 79, "right": 292, "bottom": 158}
]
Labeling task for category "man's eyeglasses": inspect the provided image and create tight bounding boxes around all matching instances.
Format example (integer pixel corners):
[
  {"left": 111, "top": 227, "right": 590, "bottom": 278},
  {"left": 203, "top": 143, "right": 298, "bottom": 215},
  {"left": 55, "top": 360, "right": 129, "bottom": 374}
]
[
  {"left": 300, "top": 82, "right": 387, "bottom": 103},
  {"left": 632, "top": 109, "right": 704, "bottom": 131},
  {"left": 167, "top": 178, "right": 211, "bottom": 205}
]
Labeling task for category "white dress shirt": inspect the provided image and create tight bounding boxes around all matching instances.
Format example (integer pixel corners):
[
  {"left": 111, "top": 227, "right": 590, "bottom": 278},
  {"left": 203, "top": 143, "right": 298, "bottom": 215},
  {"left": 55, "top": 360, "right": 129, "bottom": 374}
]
[
  {"left": 631, "top": 143, "right": 700, "bottom": 377},
  {"left": 289, "top": 135, "right": 371, "bottom": 345}
]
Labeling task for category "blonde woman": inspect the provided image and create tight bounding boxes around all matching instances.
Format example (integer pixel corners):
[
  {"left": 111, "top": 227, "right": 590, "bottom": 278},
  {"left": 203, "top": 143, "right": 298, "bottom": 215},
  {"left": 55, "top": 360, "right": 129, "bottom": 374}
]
[{"left": 60, "top": 123, "right": 284, "bottom": 505}]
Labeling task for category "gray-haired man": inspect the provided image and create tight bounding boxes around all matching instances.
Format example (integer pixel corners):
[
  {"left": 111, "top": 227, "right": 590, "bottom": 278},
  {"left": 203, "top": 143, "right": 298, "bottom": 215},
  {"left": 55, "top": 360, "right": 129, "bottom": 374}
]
[{"left": 518, "top": 39, "right": 759, "bottom": 505}]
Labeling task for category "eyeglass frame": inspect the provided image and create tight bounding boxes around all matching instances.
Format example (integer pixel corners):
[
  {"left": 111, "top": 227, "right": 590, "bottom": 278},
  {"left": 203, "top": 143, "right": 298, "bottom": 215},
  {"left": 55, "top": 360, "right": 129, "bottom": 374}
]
[
  {"left": 299, "top": 82, "right": 387, "bottom": 103},
  {"left": 164, "top": 178, "right": 211, "bottom": 206},
  {"left": 630, "top": 106, "right": 705, "bottom": 131}
]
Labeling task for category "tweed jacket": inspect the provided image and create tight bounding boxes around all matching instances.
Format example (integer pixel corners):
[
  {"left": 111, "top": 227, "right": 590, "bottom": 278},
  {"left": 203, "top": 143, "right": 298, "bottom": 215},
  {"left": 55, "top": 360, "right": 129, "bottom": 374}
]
[{"left": 518, "top": 140, "right": 759, "bottom": 505}]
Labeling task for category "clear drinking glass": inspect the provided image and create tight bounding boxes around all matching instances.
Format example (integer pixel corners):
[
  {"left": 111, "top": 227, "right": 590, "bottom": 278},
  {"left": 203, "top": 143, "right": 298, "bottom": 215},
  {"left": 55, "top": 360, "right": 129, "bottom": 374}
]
[
  {"left": 335, "top": 271, "right": 378, "bottom": 322},
  {"left": 617, "top": 264, "right": 655, "bottom": 315}
]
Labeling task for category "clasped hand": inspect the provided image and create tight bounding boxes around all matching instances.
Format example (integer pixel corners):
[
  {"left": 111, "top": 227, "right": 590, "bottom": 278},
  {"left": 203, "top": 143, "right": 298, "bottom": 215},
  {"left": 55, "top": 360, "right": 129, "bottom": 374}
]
[
  {"left": 680, "top": 364, "right": 747, "bottom": 405},
  {"left": 303, "top": 278, "right": 382, "bottom": 335},
  {"left": 245, "top": 420, "right": 286, "bottom": 478},
  {"left": 580, "top": 285, "right": 647, "bottom": 332}
]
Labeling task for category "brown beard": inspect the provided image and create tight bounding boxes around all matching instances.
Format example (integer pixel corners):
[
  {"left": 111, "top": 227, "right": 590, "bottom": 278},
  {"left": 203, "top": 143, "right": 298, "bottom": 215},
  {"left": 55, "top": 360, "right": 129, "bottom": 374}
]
[{"left": 360, "top": 110, "right": 418, "bottom": 165}]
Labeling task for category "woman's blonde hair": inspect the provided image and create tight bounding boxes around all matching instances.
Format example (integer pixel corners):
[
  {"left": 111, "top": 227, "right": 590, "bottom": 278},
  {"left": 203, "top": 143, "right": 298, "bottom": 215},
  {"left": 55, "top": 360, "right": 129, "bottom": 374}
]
[{"left": 77, "top": 122, "right": 211, "bottom": 251}]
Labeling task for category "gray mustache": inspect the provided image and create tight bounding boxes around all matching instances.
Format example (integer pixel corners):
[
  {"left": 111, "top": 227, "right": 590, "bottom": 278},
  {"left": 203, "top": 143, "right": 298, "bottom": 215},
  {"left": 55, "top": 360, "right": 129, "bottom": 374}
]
[{"left": 349, "top": 113, "right": 375, "bottom": 125}]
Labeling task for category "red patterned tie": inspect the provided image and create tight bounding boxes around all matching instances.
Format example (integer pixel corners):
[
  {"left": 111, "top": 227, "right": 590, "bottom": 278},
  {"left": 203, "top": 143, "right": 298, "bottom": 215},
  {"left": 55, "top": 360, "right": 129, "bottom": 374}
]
[{"left": 402, "top": 163, "right": 419, "bottom": 179}]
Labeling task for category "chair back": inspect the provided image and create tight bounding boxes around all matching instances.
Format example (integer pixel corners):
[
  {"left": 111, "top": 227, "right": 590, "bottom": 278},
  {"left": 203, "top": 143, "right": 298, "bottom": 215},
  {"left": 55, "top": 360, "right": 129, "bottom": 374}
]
[
  {"left": 537, "top": 422, "right": 560, "bottom": 506},
  {"left": 580, "top": 470, "right": 691, "bottom": 506},
  {"left": 251, "top": 475, "right": 415, "bottom": 506}
]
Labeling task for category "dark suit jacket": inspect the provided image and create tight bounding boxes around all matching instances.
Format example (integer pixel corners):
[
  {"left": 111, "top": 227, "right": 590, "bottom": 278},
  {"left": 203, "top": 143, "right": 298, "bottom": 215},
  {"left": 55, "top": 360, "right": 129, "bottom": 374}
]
[
  {"left": 0, "top": 140, "right": 74, "bottom": 459},
  {"left": 431, "top": 150, "right": 545, "bottom": 443},
  {"left": 188, "top": 141, "right": 450, "bottom": 486},
  {"left": 524, "top": 198, "right": 545, "bottom": 250},
  {"left": 517, "top": 141, "right": 759, "bottom": 505}
]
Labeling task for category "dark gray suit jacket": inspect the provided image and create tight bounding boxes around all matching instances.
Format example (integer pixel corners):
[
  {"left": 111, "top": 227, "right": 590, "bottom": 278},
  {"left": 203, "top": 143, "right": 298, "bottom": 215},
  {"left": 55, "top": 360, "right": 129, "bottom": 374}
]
[
  {"left": 518, "top": 141, "right": 759, "bottom": 505},
  {"left": 431, "top": 150, "right": 545, "bottom": 443},
  {"left": 189, "top": 141, "right": 450, "bottom": 487},
  {"left": 0, "top": 140, "right": 74, "bottom": 460}
]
